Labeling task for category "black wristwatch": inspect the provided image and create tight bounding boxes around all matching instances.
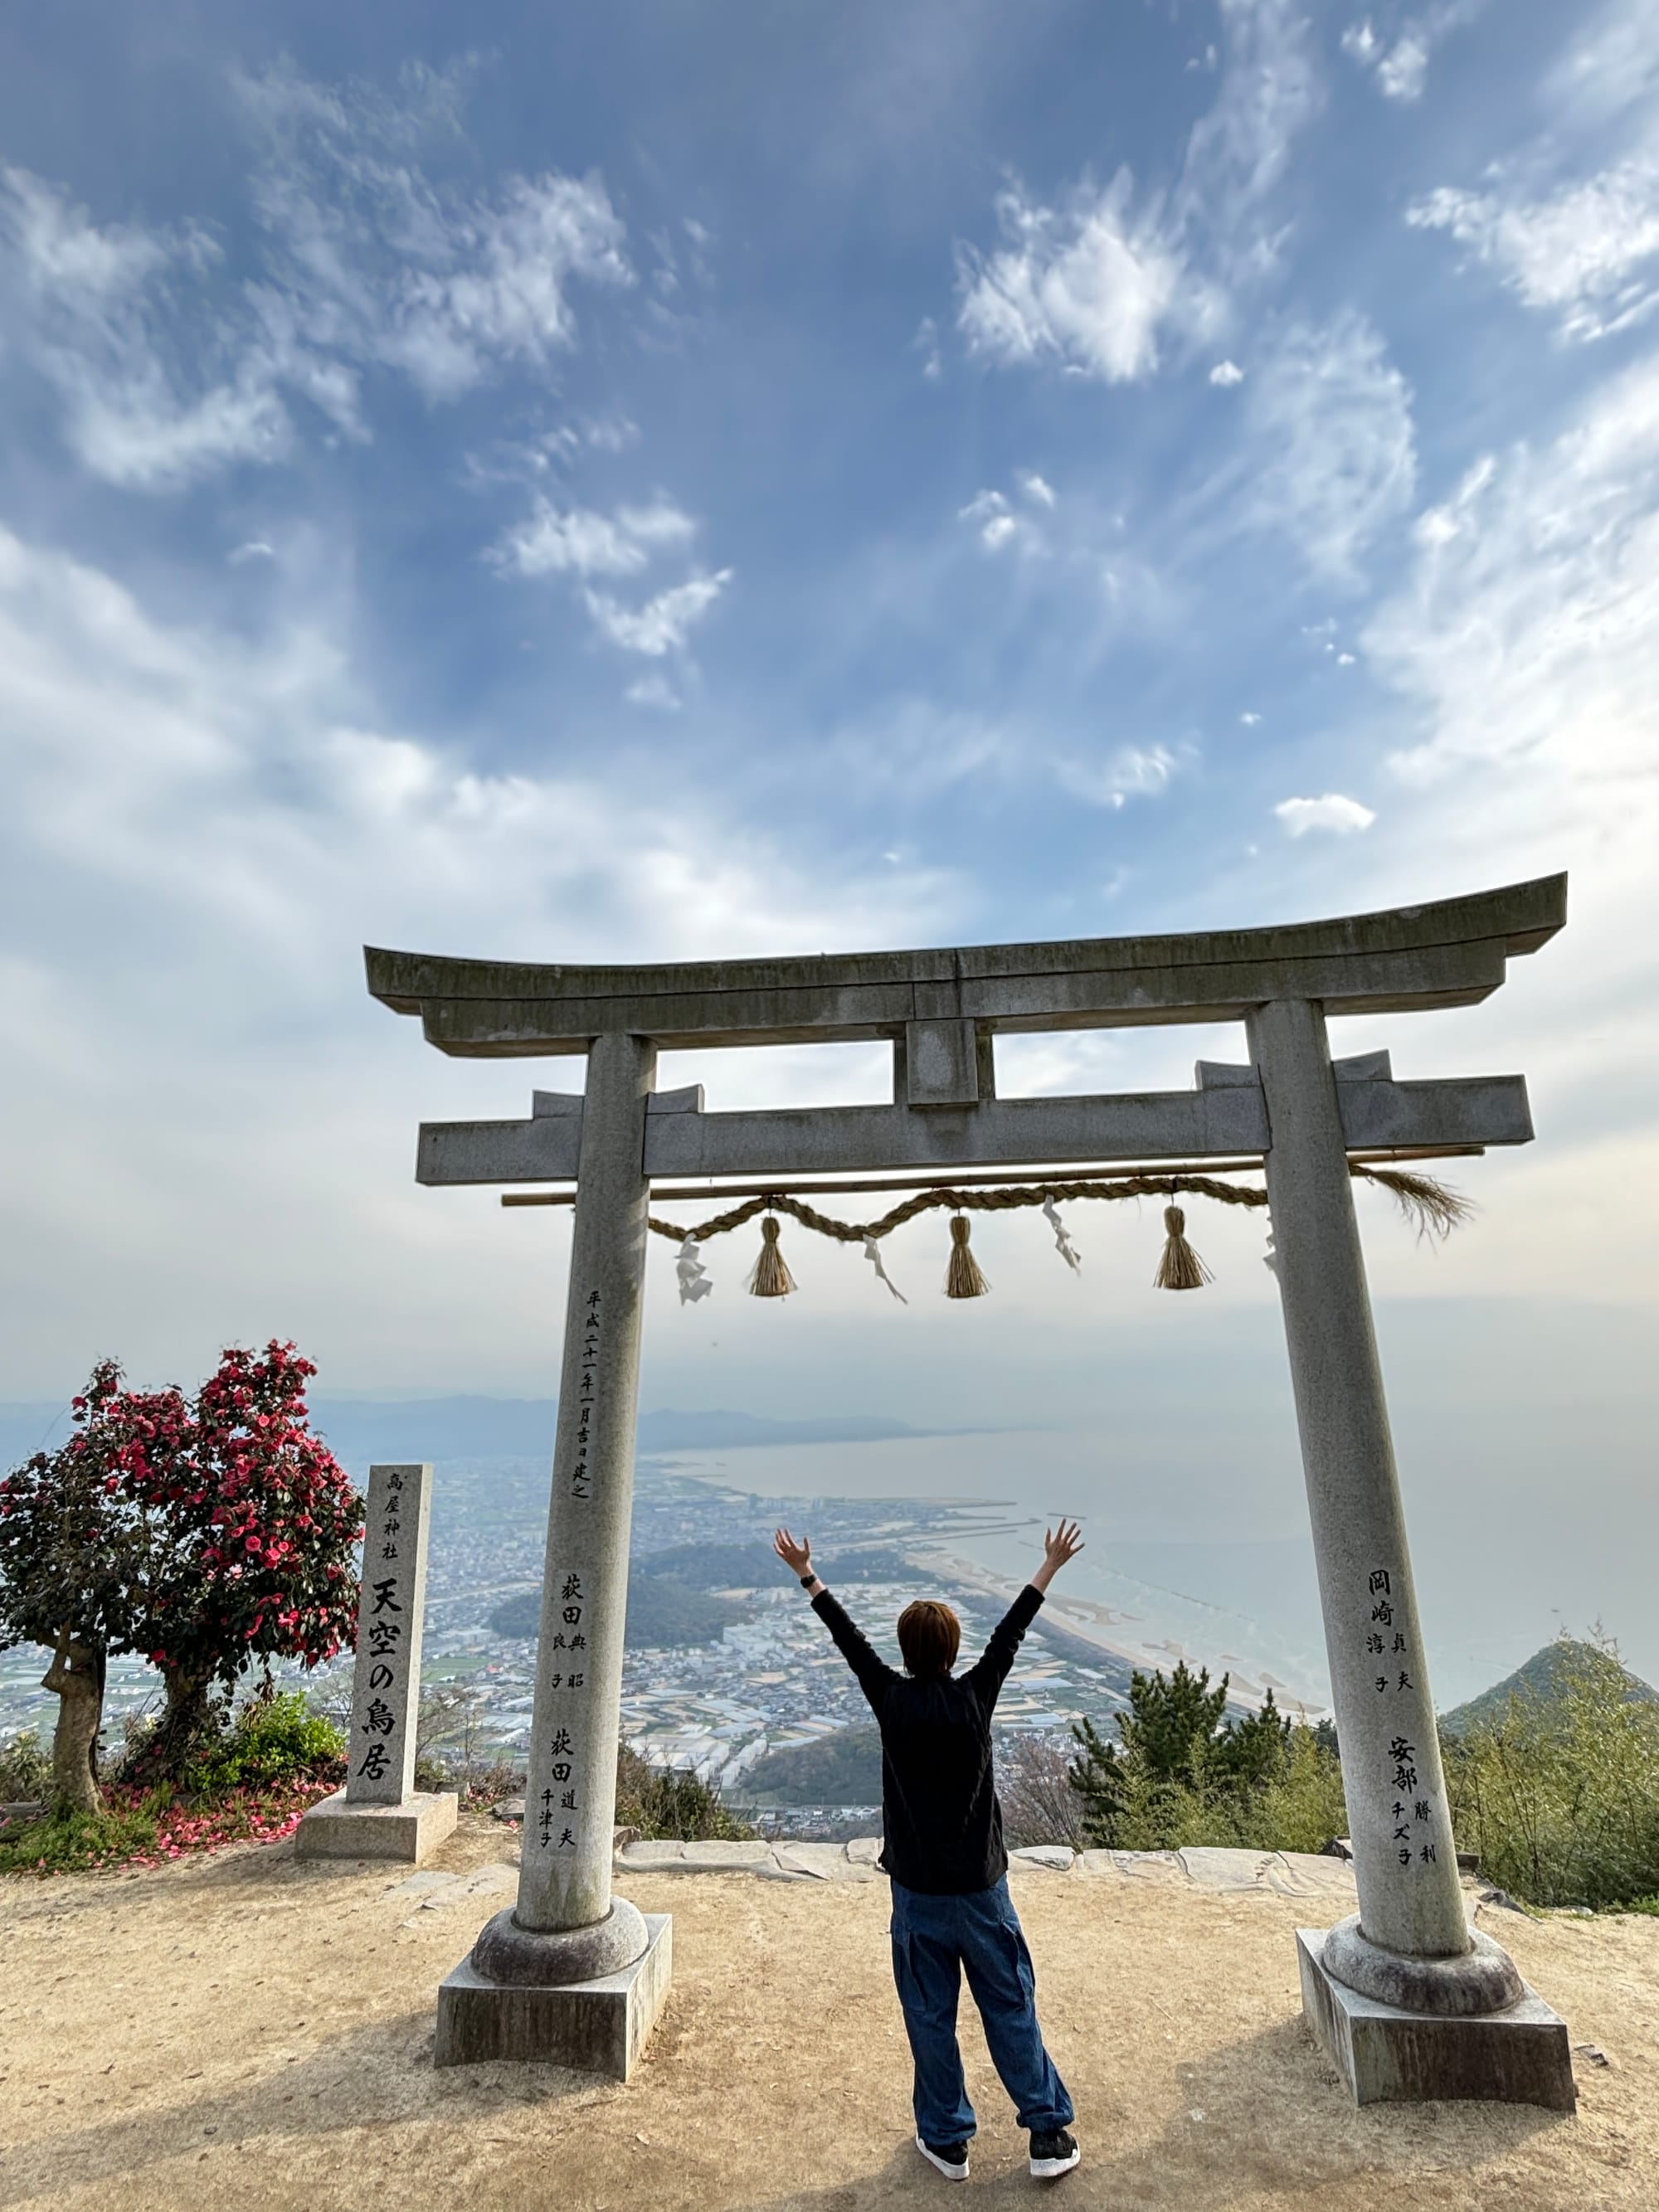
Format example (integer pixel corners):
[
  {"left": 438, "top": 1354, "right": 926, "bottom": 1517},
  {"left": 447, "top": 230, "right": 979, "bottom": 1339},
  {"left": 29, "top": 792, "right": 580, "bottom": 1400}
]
[{"left": 800, "top": 1573, "right": 815, "bottom": 1588}]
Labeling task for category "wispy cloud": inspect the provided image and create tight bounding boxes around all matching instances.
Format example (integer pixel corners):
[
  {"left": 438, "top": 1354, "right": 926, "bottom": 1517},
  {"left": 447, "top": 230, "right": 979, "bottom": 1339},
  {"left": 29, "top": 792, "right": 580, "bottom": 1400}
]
[
  {"left": 1239, "top": 310, "right": 1417, "bottom": 581},
  {"left": 1408, "top": 164, "right": 1659, "bottom": 343},
  {"left": 1340, "top": 3, "right": 1486, "bottom": 103},
  {"left": 952, "top": 0, "right": 1317, "bottom": 385},
  {"left": 581, "top": 571, "right": 733, "bottom": 656},
  {"left": 0, "top": 61, "right": 633, "bottom": 489},
  {"left": 494, "top": 499, "right": 698, "bottom": 580}
]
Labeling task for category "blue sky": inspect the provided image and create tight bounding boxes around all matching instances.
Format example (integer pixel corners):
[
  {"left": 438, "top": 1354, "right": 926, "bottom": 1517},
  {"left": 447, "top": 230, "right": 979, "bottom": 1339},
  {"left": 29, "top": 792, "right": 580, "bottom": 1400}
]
[{"left": 2, "top": 0, "right": 1657, "bottom": 1661}]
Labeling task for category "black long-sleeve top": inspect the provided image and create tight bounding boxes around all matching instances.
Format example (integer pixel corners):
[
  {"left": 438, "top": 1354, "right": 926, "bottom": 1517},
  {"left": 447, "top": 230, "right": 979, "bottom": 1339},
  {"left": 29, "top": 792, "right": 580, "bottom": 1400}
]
[{"left": 810, "top": 1582, "right": 1045, "bottom": 1895}]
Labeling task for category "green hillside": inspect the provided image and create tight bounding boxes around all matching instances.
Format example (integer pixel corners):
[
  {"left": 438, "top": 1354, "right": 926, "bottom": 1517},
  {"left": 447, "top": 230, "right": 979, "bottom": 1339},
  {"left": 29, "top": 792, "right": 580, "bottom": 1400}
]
[
  {"left": 1441, "top": 1639, "right": 1658, "bottom": 1736},
  {"left": 745, "top": 1723, "right": 883, "bottom": 1806}
]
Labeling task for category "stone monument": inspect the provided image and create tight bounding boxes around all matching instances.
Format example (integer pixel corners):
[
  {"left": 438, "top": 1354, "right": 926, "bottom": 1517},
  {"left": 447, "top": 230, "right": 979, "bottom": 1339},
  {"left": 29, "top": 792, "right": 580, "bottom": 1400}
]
[
  {"left": 366, "top": 876, "right": 1574, "bottom": 2107},
  {"left": 296, "top": 1461, "right": 458, "bottom": 1864}
]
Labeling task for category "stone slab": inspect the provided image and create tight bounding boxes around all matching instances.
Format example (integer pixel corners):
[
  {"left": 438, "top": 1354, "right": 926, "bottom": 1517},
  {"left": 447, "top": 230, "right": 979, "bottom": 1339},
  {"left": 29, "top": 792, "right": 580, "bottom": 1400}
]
[
  {"left": 1268, "top": 1851, "right": 1361, "bottom": 1899},
  {"left": 434, "top": 1913, "right": 671, "bottom": 2079},
  {"left": 1077, "top": 1849, "right": 1185, "bottom": 1882},
  {"left": 844, "top": 1835, "right": 883, "bottom": 1864},
  {"left": 294, "top": 1789, "right": 458, "bottom": 1864},
  {"left": 1180, "top": 1848, "right": 1277, "bottom": 1890},
  {"left": 773, "top": 1841, "right": 878, "bottom": 1882},
  {"left": 1296, "top": 1928, "right": 1576, "bottom": 2112},
  {"left": 1010, "top": 1845, "right": 1077, "bottom": 1871},
  {"left": 615, "top": 1839, "right": 776, "bottom": 1872}
]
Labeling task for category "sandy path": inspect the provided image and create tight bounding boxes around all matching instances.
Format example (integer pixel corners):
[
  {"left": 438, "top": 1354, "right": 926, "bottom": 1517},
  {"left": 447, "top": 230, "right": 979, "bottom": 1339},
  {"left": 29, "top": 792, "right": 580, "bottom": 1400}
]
[{"left": 1, "top": 1816, "right": 1654, "bottom": 2210}]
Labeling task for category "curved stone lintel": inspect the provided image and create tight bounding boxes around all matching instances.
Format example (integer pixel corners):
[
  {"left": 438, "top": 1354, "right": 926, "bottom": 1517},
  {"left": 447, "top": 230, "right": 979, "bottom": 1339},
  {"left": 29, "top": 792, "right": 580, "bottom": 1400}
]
[
  {"left": 1322, "top": 1913, "right": 1526, "bottom": 2017},
  {"left": 366, "top": 875, "right": 1567, "bottom": 1055}
]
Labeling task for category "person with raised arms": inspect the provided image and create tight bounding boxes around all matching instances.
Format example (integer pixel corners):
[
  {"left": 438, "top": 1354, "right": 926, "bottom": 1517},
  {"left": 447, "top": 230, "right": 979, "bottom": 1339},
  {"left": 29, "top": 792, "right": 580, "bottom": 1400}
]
[{"left": 771, "top": 1518, "right": 1086, "bottom": 2184}]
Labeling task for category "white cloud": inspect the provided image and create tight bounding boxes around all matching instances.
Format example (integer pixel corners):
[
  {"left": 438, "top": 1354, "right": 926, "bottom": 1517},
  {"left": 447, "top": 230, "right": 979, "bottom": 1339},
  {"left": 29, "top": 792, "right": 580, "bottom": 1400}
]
[
  {"left": 1241, "top": 311, "right": 1417, "bottom": 580},
  {"left": 1408, "top": 165, "right": 1659, "bottom": 343},
  {"left": 952, "top": 0, "right": 1316, "bottom": 386},
  {"left": 1209, "top": 358, "right": 1245, "bottom": 386},
  {"left": 0, "top": 522, "right": 948, "bottom": 1389},
  {"left": 1341, "top": 3, "right": 1485, "bottom": 103},
  {"left": 582, "top": 570, "right": 733, "bottom": 656},
  {"left": 1274, "top": 792, "right": 1377, "bottom": 834},
  {"left": 956, "top": 173, "right": 1188, "bottom": 384},
  {"left": 957, "top": 487, "right": 1037, "bottom": 552},
  {"left": 1240, "top": 711, "right": 1262, "bottom": 726},
  {"left": 1019, "top": 471, "right": 1058, "bottom": 508},
  {"left": 227, "top": 540, "right": 277, "bottom": 565},
  {"left": 0, "top": 64, "right": 635, "bottom": 490},
  {"left": 494, "top": 498, "right": 697, "bottom": 581}
]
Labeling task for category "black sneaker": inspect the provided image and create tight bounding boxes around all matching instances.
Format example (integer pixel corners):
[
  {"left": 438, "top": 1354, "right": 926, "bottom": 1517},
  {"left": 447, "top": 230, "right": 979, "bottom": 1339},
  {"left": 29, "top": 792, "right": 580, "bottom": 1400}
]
[
  {"left": 915, "top": 2136, "right": 971, "bottom": 2181},
  {"left": 1029, "top": 2127, "right": 1081, "bottom": 2179}
]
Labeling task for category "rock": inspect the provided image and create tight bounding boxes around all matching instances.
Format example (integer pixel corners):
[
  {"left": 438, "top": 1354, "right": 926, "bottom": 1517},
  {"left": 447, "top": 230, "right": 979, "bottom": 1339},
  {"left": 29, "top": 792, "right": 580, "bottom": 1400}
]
[
  {"left": 1478, "top": 1884, "right": 1525, "bottom": 1913},
  {"left": 844, "top": 1835, "right": 883, "bottom": 1864},
  {"left": 1179, "top": 1849, "right": 1276, "bottom": 1891},
  {"left": 1267, "top": 1852, "right": 1360, "bottom": 1898},
  {"left": 1574, "top": 2042, "right": 1613, "bottom": 2067},
  {"left": 616, "top": 1839, "right": 776, "bottom": 1873},
  {"left": 491, "top": 1797, "right": 525, "bottom": 1822},
  {"left": 1320, "top": 1836, "right": 1355, "bottom": 1861},
  {"left": 1009, "top": 1845, "right": 1075, "bottom": 1871}
]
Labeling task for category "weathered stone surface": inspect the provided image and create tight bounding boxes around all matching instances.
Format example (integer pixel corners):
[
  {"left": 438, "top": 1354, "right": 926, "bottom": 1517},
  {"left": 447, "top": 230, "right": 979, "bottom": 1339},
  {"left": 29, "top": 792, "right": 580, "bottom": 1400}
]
[
  {"left": 367, "top": 874, "right": 1567, "bottom": 1056},
  {"left": 1010, "top": 1845, "right": 1077, "bottom": 1871},
  {"left": 1179, "top": 1849, "right": 1277, "bottom": 1891},
  {"left": 474, "top": 1897, "right": 649, "bottom": 1986},
  {"left": 435, "top": 1913, "right": 671, "bottom": 2078},
  {"left": 1297, "top": 1928, "right": 1576, "bottom": 2111},
  {"left": 844, "top": 1835, "right": 883, "bottom": 1864},
  {"left": 1248, "top": 997, "right": 1472, "bottom": 1962},
  {"left": 516, "top": 1033, "right": 654, "bottom": 1939},
  {"left": 1267, "top": 1852, "right": 1361, "bottom": 1899},
  {"left": 616, "top": 1839, "right": 776, "bottom": 1873},
  {"left": 345, "top": 1464, "right": 433, "bottom": 1806},
  {"left": 1324, "top": 1913, "right": 1525, "bottom": 2015},
  {"left": 774, "top": 1841, "right": 878, "bottom": 1882},
  {"left": 294, "top": 1788, "right": 457, "bottom": 1864}
]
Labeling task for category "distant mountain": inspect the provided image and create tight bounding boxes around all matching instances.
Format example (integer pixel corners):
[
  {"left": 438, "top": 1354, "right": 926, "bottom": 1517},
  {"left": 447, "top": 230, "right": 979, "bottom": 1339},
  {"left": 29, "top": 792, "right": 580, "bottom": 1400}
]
[
  {"left": 1440, "top": 1641, "right": 1659, "bottom": 1737},
  {"left": 0, "top": 1397, "right": 951, "bottom": 1472}
]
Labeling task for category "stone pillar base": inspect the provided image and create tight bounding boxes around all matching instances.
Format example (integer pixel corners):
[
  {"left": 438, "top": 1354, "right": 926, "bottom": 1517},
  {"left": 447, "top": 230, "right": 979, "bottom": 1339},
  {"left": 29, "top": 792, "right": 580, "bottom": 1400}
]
[
  {"left": 1297, "top": 1928, "right": 1576, "bottom": 2112},
  {"left": 294, "top": 1789, "right": 459, "bottom": 1864},
  {"left": 434, "top": 1913, "right": 671, "bottom": 2078}
]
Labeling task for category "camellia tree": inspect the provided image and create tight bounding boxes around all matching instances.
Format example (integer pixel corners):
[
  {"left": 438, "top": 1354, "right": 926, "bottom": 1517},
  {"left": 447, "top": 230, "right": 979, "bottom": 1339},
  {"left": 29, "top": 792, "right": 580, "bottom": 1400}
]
[
  {"left": 0, "top": 1364, "right": 184, "bottom": 1812},
  {"left": 0, "top": 1343, "right": 363, "bottom": 1807},
  {"left": 130, "top": 1342, "right": 364, "bottom": 1776}
]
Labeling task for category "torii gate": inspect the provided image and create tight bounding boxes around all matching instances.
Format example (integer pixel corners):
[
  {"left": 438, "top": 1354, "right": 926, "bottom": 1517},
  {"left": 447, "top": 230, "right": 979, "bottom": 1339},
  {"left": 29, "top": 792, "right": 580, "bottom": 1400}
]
[{"left": 367, "top": 873, "right": 1574, "bottom": 2107}]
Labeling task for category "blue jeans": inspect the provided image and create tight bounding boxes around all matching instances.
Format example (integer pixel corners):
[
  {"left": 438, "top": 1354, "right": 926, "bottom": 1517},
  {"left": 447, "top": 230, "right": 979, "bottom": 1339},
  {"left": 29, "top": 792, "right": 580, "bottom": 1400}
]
[{"left": 889, "top": 1876, "right": 1074, "bottom": 2145}]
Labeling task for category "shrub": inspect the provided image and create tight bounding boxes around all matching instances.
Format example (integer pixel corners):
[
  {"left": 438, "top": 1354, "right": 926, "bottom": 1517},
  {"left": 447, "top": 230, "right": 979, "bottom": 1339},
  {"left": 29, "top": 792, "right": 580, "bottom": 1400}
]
[
  {"left": 0, "top": 1727, "right": 52, "bottom": 1805},
  {"left": 1442, "top": 1633, "right": 1659, "bottom": 1909},
  {"left": 615, "top": 1745, "right": 754, "bottom": 1840},
  {"left": 1068, "top": 1662, "right": 1345, "bottom": 1855},
  {"left": 190, "top": 1691, "right": 344, "bottom": 1795}
]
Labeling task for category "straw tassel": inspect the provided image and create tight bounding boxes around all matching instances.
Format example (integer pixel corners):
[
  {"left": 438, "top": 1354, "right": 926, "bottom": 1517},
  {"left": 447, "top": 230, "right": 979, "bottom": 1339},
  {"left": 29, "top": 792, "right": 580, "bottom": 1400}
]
[
  {"left": 945, "top": 1213, "right": 990, "bottom": 1299},
  {"left": 1154, "top": 1203, "right": 1213, "bottom": 1291},
  {"left": 747, "top": 1214, "right": 797, "bottom": 1298}
]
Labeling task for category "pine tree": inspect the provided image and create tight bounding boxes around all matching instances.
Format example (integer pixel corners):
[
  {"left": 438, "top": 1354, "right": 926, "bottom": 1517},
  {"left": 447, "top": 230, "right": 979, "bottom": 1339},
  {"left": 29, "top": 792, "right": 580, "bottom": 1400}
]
[{"left": 1066, "top": 1714, "right": 1126, "bottom": 1846}]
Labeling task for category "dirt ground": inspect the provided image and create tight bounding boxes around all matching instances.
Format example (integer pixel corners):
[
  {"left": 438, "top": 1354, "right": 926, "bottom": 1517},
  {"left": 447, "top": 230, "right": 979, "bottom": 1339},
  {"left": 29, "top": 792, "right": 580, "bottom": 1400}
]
[{"left": 2, "top": 1815, "right": 1655, "bottom": 2212}]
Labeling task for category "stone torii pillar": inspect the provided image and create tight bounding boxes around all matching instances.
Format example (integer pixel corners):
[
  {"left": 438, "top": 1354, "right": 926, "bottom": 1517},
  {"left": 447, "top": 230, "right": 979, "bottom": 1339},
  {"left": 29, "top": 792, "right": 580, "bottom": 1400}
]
[
  {"left": 434, "top": 1034, "right": 671, "bottom": 2073},
  {"left": 367, "top": 874, "right": 1574, "bottom": 2105}
]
